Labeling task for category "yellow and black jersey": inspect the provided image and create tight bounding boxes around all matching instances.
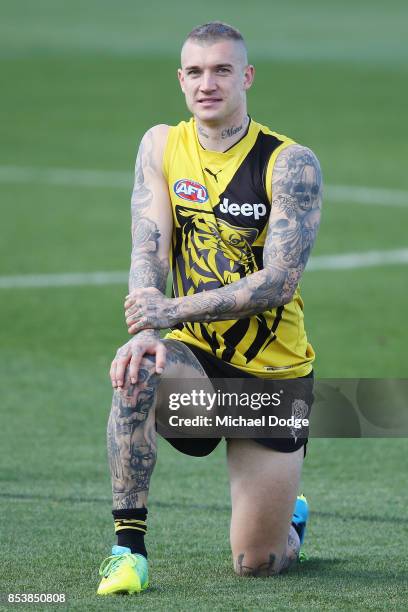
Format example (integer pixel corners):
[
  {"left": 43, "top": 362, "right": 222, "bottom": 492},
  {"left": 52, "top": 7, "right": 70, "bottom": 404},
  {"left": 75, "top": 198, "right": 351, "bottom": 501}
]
[{"left": 163, "top": 117, "right": 314, "bottom": 379}]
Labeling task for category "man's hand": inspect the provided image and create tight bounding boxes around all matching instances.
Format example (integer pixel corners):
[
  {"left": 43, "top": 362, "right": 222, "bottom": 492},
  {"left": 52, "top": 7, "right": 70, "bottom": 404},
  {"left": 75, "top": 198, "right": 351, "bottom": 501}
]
[
  {"left": 124, "top": 288, "right": 178, "bottom": 333},
  {"left": 109, "top": 331, "right": 167, "bottom": 388}
]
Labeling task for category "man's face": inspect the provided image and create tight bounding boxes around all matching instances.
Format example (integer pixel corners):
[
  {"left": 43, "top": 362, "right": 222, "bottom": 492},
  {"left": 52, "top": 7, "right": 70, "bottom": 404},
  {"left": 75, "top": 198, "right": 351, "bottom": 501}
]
[{"left": 178, "top": 39, "right": 254, "bottom": 124}]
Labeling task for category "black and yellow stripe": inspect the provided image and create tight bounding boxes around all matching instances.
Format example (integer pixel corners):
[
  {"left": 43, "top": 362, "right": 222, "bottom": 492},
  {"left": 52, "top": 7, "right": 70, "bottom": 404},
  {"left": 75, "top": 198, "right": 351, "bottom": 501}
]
[{"left": 114, "top": 518, "right": 147, "bottom": 535}]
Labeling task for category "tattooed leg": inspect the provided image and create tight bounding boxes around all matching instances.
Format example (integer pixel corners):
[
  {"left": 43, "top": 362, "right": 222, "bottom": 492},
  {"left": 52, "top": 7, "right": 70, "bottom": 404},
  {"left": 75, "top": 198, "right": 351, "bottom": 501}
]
[
  {"left": 108, "top": 355, "right": 159, "bottom": 509},
  {"left": 107, "top": 340, "right": 208, "bottom": 509},
  {"left": 227, "top": 439, "right": 304, "bottom": 577}
]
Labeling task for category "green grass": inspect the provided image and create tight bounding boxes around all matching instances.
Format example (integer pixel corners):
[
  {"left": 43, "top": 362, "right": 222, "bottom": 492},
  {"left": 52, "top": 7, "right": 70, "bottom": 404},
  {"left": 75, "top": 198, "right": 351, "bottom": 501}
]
[{"left": 1, "top": 0, "right": 408, "bottom": 610}]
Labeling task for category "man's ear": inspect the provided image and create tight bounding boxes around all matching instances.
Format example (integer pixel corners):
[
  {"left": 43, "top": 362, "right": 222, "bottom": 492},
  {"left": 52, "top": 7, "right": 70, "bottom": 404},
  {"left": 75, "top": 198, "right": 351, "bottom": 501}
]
[
  {"left": 243, "top": 65, "right": 255, "bottom": 91},
  {"left": 177, "top": 68, "right": 185, "bottom": 93}
]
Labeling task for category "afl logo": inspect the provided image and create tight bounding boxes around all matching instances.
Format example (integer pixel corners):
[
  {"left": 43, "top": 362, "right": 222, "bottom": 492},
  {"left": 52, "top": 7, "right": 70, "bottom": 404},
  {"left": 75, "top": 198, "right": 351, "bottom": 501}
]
[{"left": 174, "top": 179, "right": 208, "bottom": 203}]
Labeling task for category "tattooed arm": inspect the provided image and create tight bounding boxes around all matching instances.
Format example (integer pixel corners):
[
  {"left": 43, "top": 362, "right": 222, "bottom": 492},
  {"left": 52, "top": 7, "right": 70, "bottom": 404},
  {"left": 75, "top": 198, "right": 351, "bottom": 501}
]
[
  {"left": 128, "top": 126, "right": 172, "bottom": 294},
  {"left": 109, "top": 125, "right": 173, "bottom": 388},
  {"left": 125, "top": 144, "right": 322, "bottom": 331}
]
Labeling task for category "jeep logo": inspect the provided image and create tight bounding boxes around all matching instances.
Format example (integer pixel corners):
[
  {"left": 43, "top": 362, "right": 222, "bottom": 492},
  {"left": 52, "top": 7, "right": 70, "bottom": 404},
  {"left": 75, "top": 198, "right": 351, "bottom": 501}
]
[{"left": 219, "top": 198, "right": 267, "bottom": 220}]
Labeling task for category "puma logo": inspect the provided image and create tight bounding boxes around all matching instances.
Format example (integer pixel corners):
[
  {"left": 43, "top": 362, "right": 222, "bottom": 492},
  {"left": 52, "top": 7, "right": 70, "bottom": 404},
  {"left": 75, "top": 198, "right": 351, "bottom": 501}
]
[{"left": 204, "top": 167, "right": 223, "bottom": 182}]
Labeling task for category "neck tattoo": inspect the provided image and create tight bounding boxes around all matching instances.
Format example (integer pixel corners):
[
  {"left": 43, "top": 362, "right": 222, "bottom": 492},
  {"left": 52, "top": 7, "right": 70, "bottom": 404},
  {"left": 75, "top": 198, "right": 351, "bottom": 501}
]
[
  {"left": 221, "top": 123, "right": 244, "bottom": 140},
  {"left": 198, "top": 125, "right": 209, "bottom": 139}
]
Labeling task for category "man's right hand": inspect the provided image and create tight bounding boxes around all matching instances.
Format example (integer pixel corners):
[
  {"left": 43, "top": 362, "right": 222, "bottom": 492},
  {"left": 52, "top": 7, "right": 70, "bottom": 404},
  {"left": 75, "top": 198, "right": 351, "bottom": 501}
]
[{"left": 109, "top": 331, "right": 167, "bottom": 388}]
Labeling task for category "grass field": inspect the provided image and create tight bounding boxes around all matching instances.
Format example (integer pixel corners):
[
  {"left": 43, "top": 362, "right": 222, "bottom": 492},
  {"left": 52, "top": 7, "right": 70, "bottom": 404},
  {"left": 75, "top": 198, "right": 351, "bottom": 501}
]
[{"left": 1, "top": 1, "right": 408, "bottom": 609}]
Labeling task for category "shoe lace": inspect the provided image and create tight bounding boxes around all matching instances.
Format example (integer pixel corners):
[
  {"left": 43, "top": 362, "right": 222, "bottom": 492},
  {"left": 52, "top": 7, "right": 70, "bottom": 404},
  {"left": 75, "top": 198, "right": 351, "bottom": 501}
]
[{"left": 99, "top": 553, "right": 136, "bottom": 577}]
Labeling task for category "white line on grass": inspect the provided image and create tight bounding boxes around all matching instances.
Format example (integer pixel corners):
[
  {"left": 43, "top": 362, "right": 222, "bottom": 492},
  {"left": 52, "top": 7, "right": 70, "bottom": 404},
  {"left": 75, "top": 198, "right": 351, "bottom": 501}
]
[
  {"left": 1, "top": 249, "right": 407, "bottom": 289},
  {"left": 0, "top": 165, "right": 130, "bottom": 189},
  {"left": 0, "top": 165, "right": 407, "bottom": 207},
  {"left": 306, "top": 248, "right": 408, "bottom": 270},
  {"left": 0, "top": 271, "right": 128, "bottom": 289},
  {"left": 325, "top": 185, "right": 408, "bottom": 207}
]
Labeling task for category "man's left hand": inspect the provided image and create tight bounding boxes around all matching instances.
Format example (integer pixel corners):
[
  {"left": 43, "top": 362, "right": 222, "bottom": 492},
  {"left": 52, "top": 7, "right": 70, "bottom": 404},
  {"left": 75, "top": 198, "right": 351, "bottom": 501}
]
[{"left": 125, "top": 287, "right": 178, "bottom": 333}]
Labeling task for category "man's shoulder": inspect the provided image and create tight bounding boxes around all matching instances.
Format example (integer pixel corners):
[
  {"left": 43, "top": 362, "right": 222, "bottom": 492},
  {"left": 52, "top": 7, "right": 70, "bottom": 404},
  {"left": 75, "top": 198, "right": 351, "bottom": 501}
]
[
  {"left": 146, "top": 123, "right": 170, "bottom": 145},
  {"left": 137, "top": 124, "right": 171, "bottom": 168},
  {"left": 253, "top": 119, "right": 295, "bottom": 145},
  {"left": 254, "top": 120, "right": 316, "bottom": 155},
  {"left": 273, "top": 142, "right": 321, "bottom": 170},
  {"left": 252, "top": 121, "right": 321, "bottom": 194},
  {"left": 149, "top": 123, "right": 170, "bottom": 133},
  {"left": 148, "top": 119, "right": 192, "bottom": 139},
  {"left": 253, "top": 120, "right": 316, "bottom": 161},
  {"left": 144, "top": 120, "right": 192, "bottom": 154}
]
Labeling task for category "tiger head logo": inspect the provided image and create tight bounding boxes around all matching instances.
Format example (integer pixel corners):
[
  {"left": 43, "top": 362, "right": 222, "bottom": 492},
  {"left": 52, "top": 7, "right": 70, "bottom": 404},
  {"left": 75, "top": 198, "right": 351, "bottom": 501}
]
[{"left": 174, "top": 207, "right": 259, "bottom": 290}]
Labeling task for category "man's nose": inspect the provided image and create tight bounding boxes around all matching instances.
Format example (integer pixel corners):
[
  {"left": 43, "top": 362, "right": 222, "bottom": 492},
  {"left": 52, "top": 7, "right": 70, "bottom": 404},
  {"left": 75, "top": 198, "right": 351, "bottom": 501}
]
[{"left": 200, "top": 70, "right": 217, "bottom": 92}]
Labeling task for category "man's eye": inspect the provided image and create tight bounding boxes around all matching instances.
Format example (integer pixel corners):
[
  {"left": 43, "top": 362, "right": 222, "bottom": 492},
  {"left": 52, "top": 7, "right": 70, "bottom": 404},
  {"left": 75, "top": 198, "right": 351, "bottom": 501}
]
[
  {"left": 187, "top": 70, "right": 200, "bottom": 76},
  {"left": 217, "top": 68, "right": 230, "bottom": 73}
]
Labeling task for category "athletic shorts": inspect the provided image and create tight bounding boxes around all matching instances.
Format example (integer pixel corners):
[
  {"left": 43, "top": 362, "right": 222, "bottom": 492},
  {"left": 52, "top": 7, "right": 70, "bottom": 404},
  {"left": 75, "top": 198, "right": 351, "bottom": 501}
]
[{"left": 163, "top": 341, "right": 314, "bottom": 458}]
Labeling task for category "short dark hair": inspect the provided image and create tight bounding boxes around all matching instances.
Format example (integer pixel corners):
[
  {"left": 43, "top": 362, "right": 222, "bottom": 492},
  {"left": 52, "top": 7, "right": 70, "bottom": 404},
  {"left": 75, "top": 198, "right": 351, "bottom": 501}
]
[{"left": 186, "top": 21, "right": 245, "bottom": 45}]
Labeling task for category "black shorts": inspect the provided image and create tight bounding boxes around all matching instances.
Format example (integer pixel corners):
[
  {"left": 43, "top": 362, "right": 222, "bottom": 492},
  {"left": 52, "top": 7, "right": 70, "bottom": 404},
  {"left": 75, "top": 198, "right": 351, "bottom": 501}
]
[{"left": 163, "top": 342, "right": 314, "bottom": 458}]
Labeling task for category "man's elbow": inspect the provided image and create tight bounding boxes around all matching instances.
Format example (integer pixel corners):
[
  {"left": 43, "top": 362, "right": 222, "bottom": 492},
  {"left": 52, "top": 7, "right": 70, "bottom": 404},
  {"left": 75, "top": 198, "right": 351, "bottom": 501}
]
[
  {"left": 262, "top": 269, "right": 297, "bottom": 309},
  {"left": 269, "top": 290, "right": 295, "bottom": 309}
]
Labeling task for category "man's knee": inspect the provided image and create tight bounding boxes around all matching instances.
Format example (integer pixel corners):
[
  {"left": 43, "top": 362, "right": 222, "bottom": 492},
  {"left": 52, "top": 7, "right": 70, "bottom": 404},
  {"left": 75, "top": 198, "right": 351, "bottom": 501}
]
[
  {"left": 112, "top": 355, "right": 159, "bottom": 413},
  {"left": 137, "top": 355, "right": 160, "bottom": 385}
]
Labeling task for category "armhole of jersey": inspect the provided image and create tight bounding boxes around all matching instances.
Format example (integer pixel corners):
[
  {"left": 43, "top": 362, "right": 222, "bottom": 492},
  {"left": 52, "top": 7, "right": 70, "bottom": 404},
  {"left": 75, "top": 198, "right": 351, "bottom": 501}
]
[
  {"left": 265, "top": 138, "right": 296, "bottom": 204},
  {"left": 162, "top": 126, "right": 174, "bottom": 180},
  {"left": 162, "top": 126, "right": 175, "bottom": 292}
]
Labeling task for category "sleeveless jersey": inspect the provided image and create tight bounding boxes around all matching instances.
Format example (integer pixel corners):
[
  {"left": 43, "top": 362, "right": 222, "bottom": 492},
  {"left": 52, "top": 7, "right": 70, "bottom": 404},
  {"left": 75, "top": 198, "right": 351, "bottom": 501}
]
[{"left": 163, "top": 117, "right": 314, "bottom": 379}]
